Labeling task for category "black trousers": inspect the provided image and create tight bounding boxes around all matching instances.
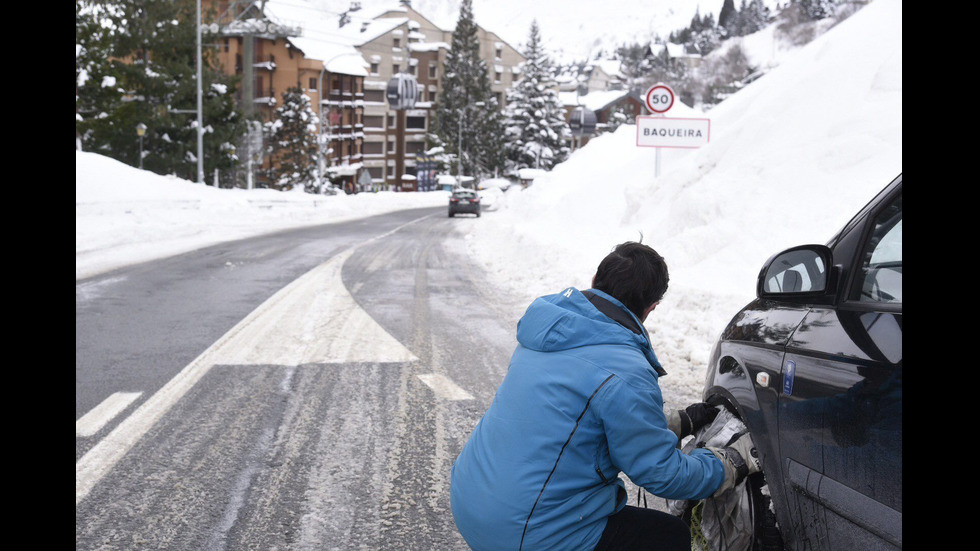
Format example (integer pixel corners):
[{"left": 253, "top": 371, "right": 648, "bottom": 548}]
[{"left": 593, "top": 506, "right": 691, "bottom": 551}]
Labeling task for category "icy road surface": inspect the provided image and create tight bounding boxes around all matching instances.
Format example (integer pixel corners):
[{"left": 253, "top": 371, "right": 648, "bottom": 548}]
[{"left": 76, "top": 208, "right": 522, "bottom": 549}]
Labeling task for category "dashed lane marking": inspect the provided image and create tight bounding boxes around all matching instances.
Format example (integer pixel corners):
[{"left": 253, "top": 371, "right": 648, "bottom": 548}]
[
  {"left": 417, "top": 373, "right": 474, "bottom": 401},
  {"left": 76, "top": 392, "right": 143, "bottom": 438}
]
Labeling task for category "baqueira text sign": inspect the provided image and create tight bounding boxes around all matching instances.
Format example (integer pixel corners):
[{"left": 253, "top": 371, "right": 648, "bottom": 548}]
[{"left": 635, "top": 116, "right": 711, "bottom": 149}]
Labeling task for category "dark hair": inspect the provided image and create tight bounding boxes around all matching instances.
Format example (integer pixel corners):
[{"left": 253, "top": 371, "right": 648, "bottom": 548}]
[{"left": 592, "top": 242, "right": 669, "bottom": 319}]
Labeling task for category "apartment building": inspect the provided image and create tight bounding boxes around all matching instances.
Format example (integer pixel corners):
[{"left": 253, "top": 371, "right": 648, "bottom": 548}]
[
  {"left": 207, "top": 0, "right": 367, "bottom": 191},
  {"left": 334, "top": 1, "right": 525, "bottom": 188},
  {"left": 207, "top": 0, "right": 523, "bottom": 191}
]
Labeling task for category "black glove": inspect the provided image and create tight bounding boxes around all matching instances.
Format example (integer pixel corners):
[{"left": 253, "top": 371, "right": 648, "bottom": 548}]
[
  {"left": 668, "top": 402, "right": 721, "bottom": 439},
  {"left": 685, "top": 402, "right": 721, "bottom": 435}
]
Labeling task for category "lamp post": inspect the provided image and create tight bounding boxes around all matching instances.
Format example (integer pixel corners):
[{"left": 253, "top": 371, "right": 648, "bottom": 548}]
[
  {"left": 136, "top": 122, "right": 147, "bottom": 170},
  {"left": 195, "top": 0, "right": 204, "bottom": 184}
]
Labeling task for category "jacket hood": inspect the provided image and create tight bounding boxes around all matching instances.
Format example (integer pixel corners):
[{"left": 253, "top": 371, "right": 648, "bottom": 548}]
[{"left": 516, "top": 287, "right": 665, "bottom": 375}]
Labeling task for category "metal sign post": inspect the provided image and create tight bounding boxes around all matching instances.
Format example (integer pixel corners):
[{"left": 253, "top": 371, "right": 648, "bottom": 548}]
[
  {"left": 645, "top": 84, "right": 674, "bottom": 178},
  {"left": 638, "top": 83, "right": 710, "bottom": 177},
  {"left": 386, "top": 73, "right": 419, "bottom": 191}
]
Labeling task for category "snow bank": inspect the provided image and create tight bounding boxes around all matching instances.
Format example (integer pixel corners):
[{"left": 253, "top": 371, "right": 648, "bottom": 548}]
[
  {"left": 75, "top": 151, "right": 448, "bottom": 279},
  {"left": 454, "top": 0, "right": 902, "bottom": 407}
]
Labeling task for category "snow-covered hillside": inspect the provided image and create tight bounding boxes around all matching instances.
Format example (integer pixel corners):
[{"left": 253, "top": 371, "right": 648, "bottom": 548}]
[{"left": 452, "top": 0, "right": 901, "bottom": 404}]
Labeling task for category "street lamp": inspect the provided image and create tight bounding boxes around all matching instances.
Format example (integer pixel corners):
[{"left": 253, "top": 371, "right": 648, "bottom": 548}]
[
  {"left": 195, "top": 0, "right": 204, "bottom": 183},
  {"left": 136, "top": 122, "right": 147, "bottom": 170}
]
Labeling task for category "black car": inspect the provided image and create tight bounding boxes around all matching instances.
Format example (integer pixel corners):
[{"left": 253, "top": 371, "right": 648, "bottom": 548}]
[
  {"left": 449, "top": 189, "right": 481, "bottom": 217},
  {"left": 702, "top": 174, "right": 902, "bottom": 550}
]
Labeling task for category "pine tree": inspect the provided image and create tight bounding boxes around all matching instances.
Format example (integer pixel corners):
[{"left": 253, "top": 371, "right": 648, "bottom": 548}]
[
  {"left": 503, "top": 20, "right": 570, "bottom": 172},
  {"left": 433, "top": 0, "right": 505, "bottom": 179},
  {"left": 797, "top": 0, "right": 838, "bottom": 20},
  {"left": 75, "top": 0, "right": 245, "bottom": 181},
  {"left": 615, "top": 42, "right": 653, "bottom": 96},
  {"left": 718, "top": 0, "right": 738, "bottom": 37},
  {"left": 261, "top": 87, "right": 320, "bottom": 191},
  {"left": 739, "top": 0, "right": 772, "bottom": 36}
]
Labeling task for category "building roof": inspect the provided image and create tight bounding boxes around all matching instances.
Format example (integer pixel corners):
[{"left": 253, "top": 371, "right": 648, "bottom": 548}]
[
  {"left": 559, "top": 89, "right": 630, "bottom": 111},
  {"left": 263, "top": 1, "right": 412, "bottom": 76}
]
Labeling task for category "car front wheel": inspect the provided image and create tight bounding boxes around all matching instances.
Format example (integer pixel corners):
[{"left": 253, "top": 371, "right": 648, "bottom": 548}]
[{"left": 669, "top": 403, "right": 785, "bottom": 551}]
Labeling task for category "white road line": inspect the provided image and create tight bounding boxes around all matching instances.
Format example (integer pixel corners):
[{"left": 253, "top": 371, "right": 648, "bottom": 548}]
[
  {"left": 417, "top": 374, "right": 474, "bottom": 401},
  {"left": 77, "top": 214, "right": 434, "bottom": 505},
  {"left": 76, "top": 392, "right": 143, "bottom": 438}
]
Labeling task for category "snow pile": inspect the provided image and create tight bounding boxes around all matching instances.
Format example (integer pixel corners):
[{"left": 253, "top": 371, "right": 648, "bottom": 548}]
[
  {"left": 454, "top": 0, "right": 902, "bottom": 406},
  {"left": 75, "top": 151, "right": 448, "bottom": 279}
]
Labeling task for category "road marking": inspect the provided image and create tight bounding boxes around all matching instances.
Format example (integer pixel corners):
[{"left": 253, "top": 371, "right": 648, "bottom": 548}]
[
  {"left": 76, "top": 249, "right": 415, "bottom": 504},
  {"left": 76, "top": 392, "right": 143, "bottom": 438},
  {"left": 417, "top": 373, "right": 474, "bottom": 401},
  {"left": 76, "top": 214, "right": 435, "bottom": 505}
]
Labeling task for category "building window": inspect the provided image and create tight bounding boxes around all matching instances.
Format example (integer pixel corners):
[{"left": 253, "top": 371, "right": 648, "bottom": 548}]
[
  {"left": 364, "top": 90, "right": 385, "bottom": 102},
  {"left": 408, "top": 63, "right": 416, "bottom": 75},
  {"left": 393, "top": 37, "right": 401, "bottom": 48},
  {"left": 428, "top": 63, "right": 437, "bottom": 79},
  {"left": 494, "top": 71, "right": 502, "bottom": 83},
  {"left": 495, "top": 47, "right": 502, "bottom": 59},
  {"left": 364, "top": 115, "right": 384, "bottom": 129},
  {"left": 387, "top": 138, "right": 396, "bottom": 153},
  {"left": 363, "top": 142, "right": 383, "bottom": 155},
  {"left": 309, "top": 77, "right": 318, "bottom": 90},
  {"left": 387, "top": 113, "right": 395, "bottom": 128},
  {"left": 387, "top": 165, "right": 395, "bottom": 177},
  {"left": 392, "top": 64, "right": 400, "bottom": 74},
  {"left": 370, "top": 62, "right": 379, "bottom": 75},
  {"left": 429, "top": 90, "right": 437, "bottom": 103},
  {"left": 406, "top": 116, "right": 426, "bottom": 130}
]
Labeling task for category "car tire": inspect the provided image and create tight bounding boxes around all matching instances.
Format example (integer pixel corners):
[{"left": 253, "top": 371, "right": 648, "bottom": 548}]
[
  {"left": 448, "top": 211, "right": 454, "bottom": 217},
  {"left": 683, "top": 469, "right": 783, "bottom": 551},
  {"left": 682, "top": 397, "right": 786, "bottom": 551}
]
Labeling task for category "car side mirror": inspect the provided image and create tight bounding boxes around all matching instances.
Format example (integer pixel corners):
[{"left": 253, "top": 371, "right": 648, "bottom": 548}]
[{"left": 757, "top": 245, "right": 835, "bottom": 303}]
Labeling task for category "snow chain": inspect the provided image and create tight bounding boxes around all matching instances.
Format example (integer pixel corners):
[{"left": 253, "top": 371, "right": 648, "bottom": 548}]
[{"left": 690, "top": 500, "right": 709, "bottom": 551}]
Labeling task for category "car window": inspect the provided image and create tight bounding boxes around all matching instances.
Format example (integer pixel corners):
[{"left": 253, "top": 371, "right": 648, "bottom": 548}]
[{"left": 851, "top": 192, "right": 902, "bottom": 304}]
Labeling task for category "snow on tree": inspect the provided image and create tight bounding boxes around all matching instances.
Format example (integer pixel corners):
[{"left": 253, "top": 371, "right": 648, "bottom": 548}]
[
  {"left": 737, "top": 0, "right": 772, "bottom": 36},
  {"left": 75, "top": 0, "right": 244, "bottom": 181},
  {"left": 261, "top": 87, "right": 320, "bottom": 192},
  {"left": 503, "top": 20, "right": 570, "bottom": 172},
  {"left": 433, "top": 0, "right": 505, "bottom": 180}
]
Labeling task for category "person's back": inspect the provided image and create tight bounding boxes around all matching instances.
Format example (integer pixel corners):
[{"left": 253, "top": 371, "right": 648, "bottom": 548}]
[
  {"left": 450, "top": 242, "right": 759, "bottom": 551},
  {"left": 452, "top": 287, "right": 677, "bottom": 549}
]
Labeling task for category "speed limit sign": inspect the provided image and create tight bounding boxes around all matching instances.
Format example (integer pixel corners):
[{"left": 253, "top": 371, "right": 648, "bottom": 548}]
[{"left": 645, "top": 84, "right": 675, "bottom": 114}]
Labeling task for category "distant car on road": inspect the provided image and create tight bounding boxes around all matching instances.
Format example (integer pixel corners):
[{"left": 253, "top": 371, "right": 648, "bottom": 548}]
[
  {"left": 449, "top": 189, "right": 481, "bottom": 217},
  {"left": 701, "top": 174, "right": 902, "bottom": 550}
]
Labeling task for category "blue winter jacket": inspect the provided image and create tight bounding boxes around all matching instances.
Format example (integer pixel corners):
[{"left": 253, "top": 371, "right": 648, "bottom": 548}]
[{"left": 450, "top": 287, "right": 724, "bottom": 551}]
